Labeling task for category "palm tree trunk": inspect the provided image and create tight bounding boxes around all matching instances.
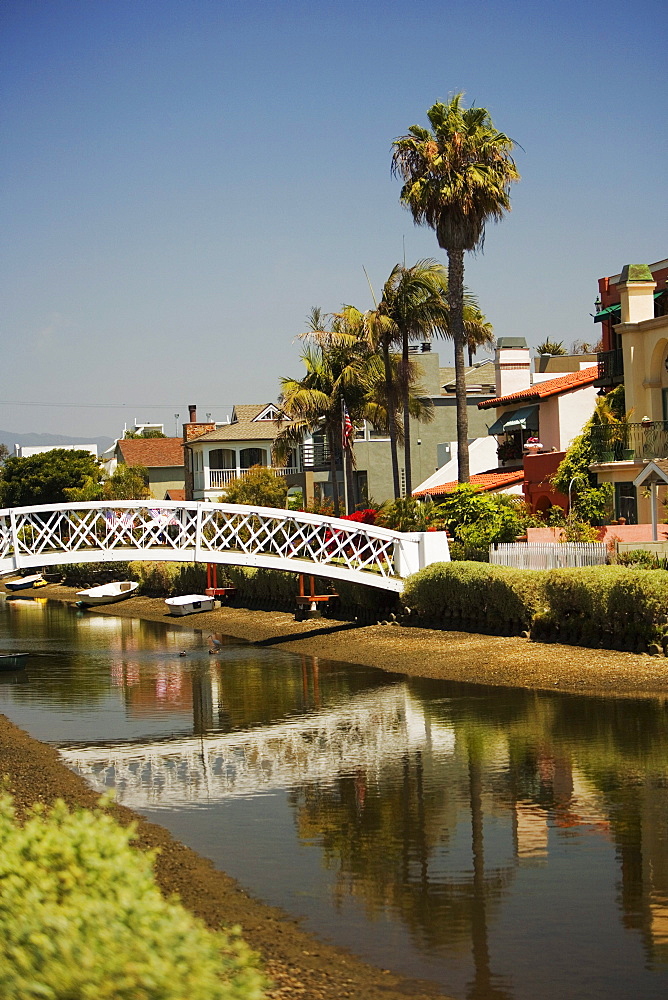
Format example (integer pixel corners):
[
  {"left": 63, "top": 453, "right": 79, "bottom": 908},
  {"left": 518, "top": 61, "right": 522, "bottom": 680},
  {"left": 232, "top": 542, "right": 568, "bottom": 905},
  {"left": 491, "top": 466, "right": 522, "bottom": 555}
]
[
  {"left": 383, "top": 342, "right": 401, "bottom": 499},
  {"left": 402, "top": 330, "right": 412, "bottom": 496},
  {"left": 449, "top": 248, "right": 470, "bottom": 482}
]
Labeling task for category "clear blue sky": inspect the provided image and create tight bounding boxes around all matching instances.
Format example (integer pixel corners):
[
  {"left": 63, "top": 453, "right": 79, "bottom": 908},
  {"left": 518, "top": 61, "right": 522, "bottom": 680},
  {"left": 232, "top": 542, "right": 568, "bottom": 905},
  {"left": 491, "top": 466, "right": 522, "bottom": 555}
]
[{"left": 1, "top": 0, "right": 666, "bottom": 438}]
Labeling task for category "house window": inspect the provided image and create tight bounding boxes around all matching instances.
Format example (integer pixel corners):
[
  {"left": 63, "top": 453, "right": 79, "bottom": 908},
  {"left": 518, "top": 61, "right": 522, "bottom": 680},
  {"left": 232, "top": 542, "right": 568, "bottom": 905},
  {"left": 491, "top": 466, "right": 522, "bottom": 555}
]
[
  {"left": 209, "top": 448, "right": 235, "bottom": 470},
  {"left": 614, "top": 482, "right": 637, "bottom": 524},
  {"left": 240, "top": 447, "right": 266, "bottom": 469}
]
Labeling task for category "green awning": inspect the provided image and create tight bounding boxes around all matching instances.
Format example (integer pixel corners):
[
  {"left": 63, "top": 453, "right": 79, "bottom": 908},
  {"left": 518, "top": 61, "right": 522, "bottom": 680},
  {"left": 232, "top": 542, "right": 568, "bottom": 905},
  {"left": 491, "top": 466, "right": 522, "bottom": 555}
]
[
  {"left": 594, "top": 303, "right": 621, "bottom": 323},
  {"left": 487, "top": 405, "right": 539, "bottom": 436},
  {"left": 594, "top": 291, "right": 665, "bottom": 322}
]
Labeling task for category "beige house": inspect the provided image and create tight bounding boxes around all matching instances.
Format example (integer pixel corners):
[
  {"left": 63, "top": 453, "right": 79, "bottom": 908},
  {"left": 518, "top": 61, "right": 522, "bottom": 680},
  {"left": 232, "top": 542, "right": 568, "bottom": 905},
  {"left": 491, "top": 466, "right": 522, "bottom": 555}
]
[
  {"left": 588, "top": 263, "right": 668, "bottom": 523},
  {"left": 183, "top": 404, "right": 304, "bottom": 502}
]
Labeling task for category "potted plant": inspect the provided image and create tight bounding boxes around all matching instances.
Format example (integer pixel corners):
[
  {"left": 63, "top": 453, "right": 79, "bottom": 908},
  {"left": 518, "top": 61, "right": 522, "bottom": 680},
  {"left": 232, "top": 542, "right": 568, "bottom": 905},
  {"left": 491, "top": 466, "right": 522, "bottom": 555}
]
[{"left": 496, "top": 440, "right": 520, "bottom": 462}]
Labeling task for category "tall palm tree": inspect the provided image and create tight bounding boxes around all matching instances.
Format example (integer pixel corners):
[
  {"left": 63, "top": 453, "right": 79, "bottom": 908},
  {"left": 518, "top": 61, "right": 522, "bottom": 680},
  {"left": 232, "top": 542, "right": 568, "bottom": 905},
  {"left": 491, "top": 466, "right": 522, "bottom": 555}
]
[
  {"left": 375, "top": 261, "right": 448, "bottom": 496},
  {"left": 275, "top": 307, "right": 382, "bottom": 514},
  {"left": 392, "top": 94, "right": 520, "bottom": 482}
]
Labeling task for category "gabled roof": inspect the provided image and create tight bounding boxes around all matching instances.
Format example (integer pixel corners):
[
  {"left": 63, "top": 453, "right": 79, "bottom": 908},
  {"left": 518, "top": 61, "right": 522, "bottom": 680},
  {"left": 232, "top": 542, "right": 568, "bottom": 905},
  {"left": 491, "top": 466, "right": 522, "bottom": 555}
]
[
  {"left": 188, "top": 404, "right": 286, "bottom": 443},
  {"left": 478, "top": 367, "right": 597, "bottom": 410},
  {"left": 413, "top": 468, "right": 524, "bottom": 498},
  {"left": 116, "top": 437, "right": 184, "bottom": 468}
]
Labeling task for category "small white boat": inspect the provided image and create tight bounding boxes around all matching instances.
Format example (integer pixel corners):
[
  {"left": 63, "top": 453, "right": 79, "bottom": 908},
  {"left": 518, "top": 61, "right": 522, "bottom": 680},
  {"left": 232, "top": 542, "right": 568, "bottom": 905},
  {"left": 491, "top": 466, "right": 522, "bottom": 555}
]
[
  {"left": 165, "top": 594, "right": 216, "bottom": 616},
  {"left": 76, "top": 581, "right": 139, "bottom": 607},
  {"left": 5, "top": 574, "right": 44, "bottom": 591}
]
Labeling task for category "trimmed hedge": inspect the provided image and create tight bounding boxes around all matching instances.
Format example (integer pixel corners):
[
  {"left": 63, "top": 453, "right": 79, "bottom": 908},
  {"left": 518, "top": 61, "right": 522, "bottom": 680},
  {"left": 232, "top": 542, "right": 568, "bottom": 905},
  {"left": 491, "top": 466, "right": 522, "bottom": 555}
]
[
  {"left": 536, "top": 566, "right": 668, "bottom": 651},
  {"left": 402, "top": 561, "right": 544, "bottom": 635},
  {"left": 402, "top": 562, "right": 668, "bottom": 652}
]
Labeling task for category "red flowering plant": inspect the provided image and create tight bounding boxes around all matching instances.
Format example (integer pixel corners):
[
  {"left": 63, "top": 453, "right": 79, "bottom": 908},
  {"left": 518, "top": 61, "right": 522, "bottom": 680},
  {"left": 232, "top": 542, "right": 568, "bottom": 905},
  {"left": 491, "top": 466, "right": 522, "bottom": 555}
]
[{"left": 324, "top": 509, "right": 378, "bottom": 557}]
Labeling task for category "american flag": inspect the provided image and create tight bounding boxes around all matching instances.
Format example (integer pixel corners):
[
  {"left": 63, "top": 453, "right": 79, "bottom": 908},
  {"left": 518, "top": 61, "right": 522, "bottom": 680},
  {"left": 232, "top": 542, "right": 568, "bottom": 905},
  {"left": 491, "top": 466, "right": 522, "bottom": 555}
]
[
  {"left": 341, "top": 403, "right": 354, "bottom": 449},
  {"left": 149, "top": 508, "right": 179, "bottom": 526},
  {"left": 104, "top": 510, "right": 134, "bottom": 529}
]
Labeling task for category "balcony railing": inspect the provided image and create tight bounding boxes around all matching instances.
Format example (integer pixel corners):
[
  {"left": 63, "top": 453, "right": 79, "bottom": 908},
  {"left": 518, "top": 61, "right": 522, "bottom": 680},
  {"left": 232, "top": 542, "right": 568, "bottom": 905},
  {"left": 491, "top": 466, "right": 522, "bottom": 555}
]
[
  {"left": 596, "top": 348, "right": 624, "bottom": 383},
  {"left": 208, "top": 466, "right": 297, "bottom": 489},
  {"left": 588, "top": 421, "right": 668, "bottom": 463}
]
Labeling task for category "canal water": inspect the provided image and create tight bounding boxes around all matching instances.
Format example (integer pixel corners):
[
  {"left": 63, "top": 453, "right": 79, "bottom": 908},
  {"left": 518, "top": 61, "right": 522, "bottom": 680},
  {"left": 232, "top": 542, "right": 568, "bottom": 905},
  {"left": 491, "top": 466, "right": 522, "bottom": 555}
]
[{"left": 1, "top": 595, "right": 667, "bottom": 1000}]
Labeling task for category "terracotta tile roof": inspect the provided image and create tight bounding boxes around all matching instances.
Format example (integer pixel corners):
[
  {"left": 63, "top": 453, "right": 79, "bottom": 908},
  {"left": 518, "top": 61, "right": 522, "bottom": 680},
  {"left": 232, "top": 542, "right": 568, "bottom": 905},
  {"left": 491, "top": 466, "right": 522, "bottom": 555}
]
[
  {"left": 478, "top": 367, "right": 597, "bottom": 409},
  {"left": 189, "top": 404, "right": 285, "bottom": 443},
  {"left": 413, "top": 468, "right": 524, "bottom": 498},
  {"left": 117, "top": 437, "right": 184, "bottom": 468},
  {"left": 165, "top": 489, "right": 186, "bottom": 501}
]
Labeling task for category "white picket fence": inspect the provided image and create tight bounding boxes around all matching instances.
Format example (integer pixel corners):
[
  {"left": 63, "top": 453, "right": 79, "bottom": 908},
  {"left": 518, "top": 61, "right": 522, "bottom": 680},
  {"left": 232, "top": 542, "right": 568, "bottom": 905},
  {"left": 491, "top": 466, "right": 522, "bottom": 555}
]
[{"left": 489, "top": 542, "right": 607, "bottom": 570}]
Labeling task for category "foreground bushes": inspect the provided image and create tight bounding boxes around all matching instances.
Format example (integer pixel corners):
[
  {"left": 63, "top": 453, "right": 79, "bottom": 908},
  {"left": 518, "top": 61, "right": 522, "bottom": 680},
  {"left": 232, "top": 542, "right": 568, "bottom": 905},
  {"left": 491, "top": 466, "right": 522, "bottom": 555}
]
[
  {"left": 403, "top": 562, "right": 668, "bottom": 652},
  {"left": 0, "top": 792, "right": 267, "bottom": 1000}
]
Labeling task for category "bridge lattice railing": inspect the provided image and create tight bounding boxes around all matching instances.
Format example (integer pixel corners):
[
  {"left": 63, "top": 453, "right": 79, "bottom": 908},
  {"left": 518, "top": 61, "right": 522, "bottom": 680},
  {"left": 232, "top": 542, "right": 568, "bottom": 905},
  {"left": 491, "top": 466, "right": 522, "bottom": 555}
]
[{"left": 0, "top": 501, "right": 450, "bottom": 591}]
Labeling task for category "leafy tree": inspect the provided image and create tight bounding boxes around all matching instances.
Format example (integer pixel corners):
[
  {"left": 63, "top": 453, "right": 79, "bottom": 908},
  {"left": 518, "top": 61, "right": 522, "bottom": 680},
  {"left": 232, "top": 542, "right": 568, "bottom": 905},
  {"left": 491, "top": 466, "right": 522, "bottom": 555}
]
[
  {"left": 221, "top": 465, "right": 288, "bottom": 508},
  {"left": 392, "top": 94, "right": 520, "bottom": 483},
  {"left": 0, "top": 792, "right": 266, "bottom": 1000},
  {"left": 0, "top": 443, "right": 8, "bottom": 465},
  {"left": 0, "top": 449, "right": 101, "bottom": 507},
  {"left": 535, "top": 339, "right": 567, "bottom": 355},
  {"left": 65, "top": 464, "right": 152, "bottom": 502},
  {"left": 434, "top": 484, "right": 529, "bottom": 553},
  {"left": 552, "top": 388, "right": 622, "bottom": 525}
]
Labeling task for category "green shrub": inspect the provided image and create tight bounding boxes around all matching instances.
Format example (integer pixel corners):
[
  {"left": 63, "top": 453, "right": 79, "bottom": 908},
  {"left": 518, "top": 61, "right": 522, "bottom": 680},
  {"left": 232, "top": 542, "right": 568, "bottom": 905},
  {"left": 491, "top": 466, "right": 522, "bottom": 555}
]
[
  {"left": 128, "top": 561, "right": 208, "bottom": 596},
  {"left": 226, "top": 566, "right": 300, "bottom": 605},
  {"left": 539, "top": 566, "right": 668, "bottom": 647},
  {"left": 0, "top": 792, "right": 267, "bottom": 1000},
  {"left": 616, "top": 549, "right": 667, "bottom": 569},
  {"left": 56, "top": 562, "right": 133, "bottom": 586},
  {"left": 402, "top": 561, "right": 545, "bottom": 633}
]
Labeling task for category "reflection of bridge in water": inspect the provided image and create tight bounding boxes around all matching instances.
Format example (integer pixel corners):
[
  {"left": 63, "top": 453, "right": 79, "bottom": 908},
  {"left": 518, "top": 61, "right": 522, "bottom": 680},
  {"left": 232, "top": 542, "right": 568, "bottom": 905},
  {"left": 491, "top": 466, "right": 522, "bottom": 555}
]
[{"left": 59, "top": 685, "right": 455, "bottom": 809}]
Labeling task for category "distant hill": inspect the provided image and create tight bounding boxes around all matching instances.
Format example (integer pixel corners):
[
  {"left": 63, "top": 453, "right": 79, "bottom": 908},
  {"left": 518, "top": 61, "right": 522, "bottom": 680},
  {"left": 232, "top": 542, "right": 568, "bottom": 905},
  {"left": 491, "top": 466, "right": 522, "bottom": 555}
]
[{"left": 0, "top": 429, "right": 114, "bottom": 455}]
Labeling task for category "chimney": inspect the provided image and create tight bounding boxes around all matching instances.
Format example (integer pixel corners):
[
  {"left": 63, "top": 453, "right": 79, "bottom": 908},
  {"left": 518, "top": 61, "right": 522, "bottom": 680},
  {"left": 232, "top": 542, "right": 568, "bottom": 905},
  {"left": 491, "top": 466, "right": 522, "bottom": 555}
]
[
  {"left": 494, "top": 337, "right": 530, "bottom": 397},
  {"left": 616, "top": 265, "right": 656, "bottom": 324},
  {"left": 188, "top": 404, "right": 197, "bottom": 422}
]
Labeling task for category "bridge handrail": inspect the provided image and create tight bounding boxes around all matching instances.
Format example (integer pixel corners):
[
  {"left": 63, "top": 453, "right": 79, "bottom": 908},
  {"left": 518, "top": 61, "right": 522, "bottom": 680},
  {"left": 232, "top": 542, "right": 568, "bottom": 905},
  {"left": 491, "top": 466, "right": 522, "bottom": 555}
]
[
  {"left": 0, "top": 499, "right": 403, "bottom": 540},
  {"left": 0, "top": 500, "right": 450, "bottom": 592}
]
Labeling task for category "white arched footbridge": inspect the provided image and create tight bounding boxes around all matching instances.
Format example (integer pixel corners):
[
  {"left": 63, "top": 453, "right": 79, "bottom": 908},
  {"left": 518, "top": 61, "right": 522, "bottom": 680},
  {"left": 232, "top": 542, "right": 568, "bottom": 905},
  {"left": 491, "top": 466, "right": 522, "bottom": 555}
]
[{"left": 0, "top": 501, "right": 449, "bottom": 592}]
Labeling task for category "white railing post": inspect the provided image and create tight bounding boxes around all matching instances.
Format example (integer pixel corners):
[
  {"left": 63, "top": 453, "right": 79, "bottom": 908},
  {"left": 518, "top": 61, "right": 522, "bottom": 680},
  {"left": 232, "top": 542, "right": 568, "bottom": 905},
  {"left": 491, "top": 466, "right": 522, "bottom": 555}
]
[
  {"left": 194, "top": 502, "right": 206, "bottom": 563},
  {"left": 9, "top": 509, "right": 21, "bottom": 570}
]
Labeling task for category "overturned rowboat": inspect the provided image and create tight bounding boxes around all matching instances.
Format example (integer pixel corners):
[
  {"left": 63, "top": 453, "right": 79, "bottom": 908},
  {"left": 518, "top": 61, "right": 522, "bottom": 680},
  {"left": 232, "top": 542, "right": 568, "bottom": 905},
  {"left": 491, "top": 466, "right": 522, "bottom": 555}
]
[{"left": 75, "top": 581, "right": 139, "bottom": 607}]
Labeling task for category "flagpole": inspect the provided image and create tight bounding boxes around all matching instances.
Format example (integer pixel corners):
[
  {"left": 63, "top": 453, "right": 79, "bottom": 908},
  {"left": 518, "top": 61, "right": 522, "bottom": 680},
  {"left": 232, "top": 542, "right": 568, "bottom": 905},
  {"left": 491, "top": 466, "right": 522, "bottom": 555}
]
[{"left": 341, "top": 398, "right": 349, "bottom": 515}]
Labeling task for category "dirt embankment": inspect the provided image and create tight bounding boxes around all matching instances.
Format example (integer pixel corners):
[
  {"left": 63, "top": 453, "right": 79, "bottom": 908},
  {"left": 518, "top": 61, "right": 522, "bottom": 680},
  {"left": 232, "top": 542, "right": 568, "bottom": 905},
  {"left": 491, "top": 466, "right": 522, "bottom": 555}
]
[{"left": 2, "top": 582, "right": 668, "bottom": 999}]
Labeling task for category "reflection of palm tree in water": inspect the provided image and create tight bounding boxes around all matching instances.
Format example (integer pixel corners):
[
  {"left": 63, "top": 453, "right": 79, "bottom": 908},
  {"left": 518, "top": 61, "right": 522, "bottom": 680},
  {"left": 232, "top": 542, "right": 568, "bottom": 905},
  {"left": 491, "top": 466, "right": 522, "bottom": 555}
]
[{"left": 467, "top": 753, "right": 513, "bottom": 1000}]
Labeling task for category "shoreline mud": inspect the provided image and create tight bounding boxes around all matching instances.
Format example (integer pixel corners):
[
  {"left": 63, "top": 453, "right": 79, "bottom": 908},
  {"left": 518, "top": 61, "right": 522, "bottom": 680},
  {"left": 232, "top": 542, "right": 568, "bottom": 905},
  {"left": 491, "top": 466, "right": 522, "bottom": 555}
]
[{"left": 2, "top": 582, "right": 668, "bottom": 999}]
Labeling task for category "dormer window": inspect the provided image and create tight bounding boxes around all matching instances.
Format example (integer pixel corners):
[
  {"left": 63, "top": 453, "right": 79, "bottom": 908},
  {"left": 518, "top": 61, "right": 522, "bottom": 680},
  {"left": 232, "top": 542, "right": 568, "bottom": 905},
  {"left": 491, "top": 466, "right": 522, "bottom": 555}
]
[{"left": 254, "top": 404, "right": 286, "bottom": 422}]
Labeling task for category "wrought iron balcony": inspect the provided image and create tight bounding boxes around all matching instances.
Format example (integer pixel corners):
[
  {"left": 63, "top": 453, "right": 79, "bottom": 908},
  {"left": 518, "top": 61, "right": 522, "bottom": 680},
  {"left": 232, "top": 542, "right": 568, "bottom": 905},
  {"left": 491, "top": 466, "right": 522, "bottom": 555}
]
[
  {"left": 595, "top": 348, "right": 624, "bottom": 385},
  {"left": 588, "top": 421, "right": 668, "bottom": 463},
  {"left": 300, "top": 441, "right": 341, "bottom": 469}
]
